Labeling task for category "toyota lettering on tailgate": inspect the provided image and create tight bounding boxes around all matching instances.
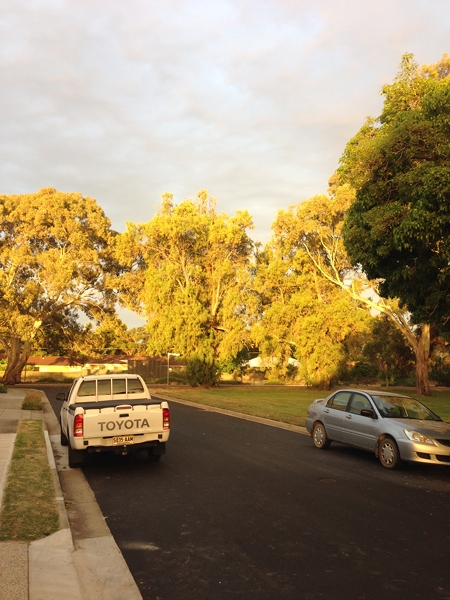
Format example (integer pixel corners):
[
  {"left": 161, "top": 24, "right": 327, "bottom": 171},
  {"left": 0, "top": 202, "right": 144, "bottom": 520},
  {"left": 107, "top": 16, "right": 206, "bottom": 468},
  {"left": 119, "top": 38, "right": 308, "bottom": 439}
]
[{"left": 98, "top": 418, "right": 151, "bottom": 432}]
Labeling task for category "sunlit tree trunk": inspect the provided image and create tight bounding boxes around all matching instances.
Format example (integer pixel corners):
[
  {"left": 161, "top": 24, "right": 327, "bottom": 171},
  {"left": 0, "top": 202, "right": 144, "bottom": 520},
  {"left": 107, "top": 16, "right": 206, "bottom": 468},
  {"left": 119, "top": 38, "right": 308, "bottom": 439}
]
[
  {"left": 1, "top": 337, "right": 31, "bottom": 385},
  {"left": 415, "top": 324, "right": 430, "bottom": 396}
]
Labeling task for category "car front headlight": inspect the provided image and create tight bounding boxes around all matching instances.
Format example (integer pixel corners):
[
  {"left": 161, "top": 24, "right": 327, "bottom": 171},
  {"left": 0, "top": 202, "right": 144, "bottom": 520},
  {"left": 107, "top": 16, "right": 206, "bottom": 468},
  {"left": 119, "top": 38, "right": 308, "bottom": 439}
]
[{"left": 404, "top": 429, "right": 438, "bottom": 446}]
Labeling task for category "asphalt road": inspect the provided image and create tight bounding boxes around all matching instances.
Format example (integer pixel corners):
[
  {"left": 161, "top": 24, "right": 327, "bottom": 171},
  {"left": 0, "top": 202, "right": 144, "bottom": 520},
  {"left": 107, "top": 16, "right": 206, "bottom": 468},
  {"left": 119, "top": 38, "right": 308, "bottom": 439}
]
[{"left": 40, "top": 385, "right": 450, "bottom": 600}]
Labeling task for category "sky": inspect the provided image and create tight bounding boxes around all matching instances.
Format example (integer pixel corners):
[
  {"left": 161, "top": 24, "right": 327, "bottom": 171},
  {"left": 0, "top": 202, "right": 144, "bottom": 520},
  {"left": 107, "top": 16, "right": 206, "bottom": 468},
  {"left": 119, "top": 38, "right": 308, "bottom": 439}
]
[{"left": 1, "top": 0, "right": 449, "bottom": 326}]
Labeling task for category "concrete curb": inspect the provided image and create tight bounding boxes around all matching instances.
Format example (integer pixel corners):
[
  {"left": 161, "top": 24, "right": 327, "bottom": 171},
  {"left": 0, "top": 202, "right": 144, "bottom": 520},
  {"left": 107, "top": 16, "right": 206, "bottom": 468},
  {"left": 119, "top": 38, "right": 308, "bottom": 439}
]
[{"left": 0, "top": 388, "right": 143, "bottom": 600}]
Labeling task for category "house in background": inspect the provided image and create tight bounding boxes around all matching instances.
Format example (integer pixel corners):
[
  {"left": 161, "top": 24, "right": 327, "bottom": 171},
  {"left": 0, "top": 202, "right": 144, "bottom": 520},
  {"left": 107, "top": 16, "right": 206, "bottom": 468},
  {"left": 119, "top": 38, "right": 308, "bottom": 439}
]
[{"left": 0, "top": 354, "right": 186, "bottom": 381}]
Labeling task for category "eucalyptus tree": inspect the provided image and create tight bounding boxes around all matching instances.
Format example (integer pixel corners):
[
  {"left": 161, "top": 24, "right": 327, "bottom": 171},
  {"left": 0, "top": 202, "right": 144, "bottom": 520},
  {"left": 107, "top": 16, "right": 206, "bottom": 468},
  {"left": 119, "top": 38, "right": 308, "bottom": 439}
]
[
  {"left": 252, "top": 212, "right": 372, "bottom": 388},
  {"left": 116, "top": 190, "right": 254, "bottom": 379},
  {"left": 0, "top": 188, "right": 118, "bottom": 384},
  {"left": 338, "top": 54, "right": 450, "bottom": 394},
  {"left": 273, "top": 179, "right": 432, "bottom": 395}
]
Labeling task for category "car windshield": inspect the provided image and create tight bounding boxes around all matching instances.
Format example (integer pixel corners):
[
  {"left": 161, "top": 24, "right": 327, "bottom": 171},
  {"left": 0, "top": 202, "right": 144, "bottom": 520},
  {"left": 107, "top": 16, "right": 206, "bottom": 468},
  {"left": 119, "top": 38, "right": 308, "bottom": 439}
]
[{"left": 371, "top": 395, "right": 441, "bottom": 421}]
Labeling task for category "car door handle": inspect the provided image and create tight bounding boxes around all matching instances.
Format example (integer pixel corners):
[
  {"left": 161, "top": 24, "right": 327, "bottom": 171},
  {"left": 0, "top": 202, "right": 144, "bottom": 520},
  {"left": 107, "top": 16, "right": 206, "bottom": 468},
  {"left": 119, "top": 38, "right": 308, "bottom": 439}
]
[
  {"left": 324, "top": 409, "right": 329, "bottom": 414},
  {"left": 346, "top": 415, "right": 352, "bottom": 419}
]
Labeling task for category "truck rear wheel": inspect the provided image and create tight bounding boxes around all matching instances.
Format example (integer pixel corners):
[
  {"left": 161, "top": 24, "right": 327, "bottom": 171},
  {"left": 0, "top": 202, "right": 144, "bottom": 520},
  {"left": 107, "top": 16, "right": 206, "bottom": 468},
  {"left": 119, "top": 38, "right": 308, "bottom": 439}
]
[
  {"left": 68, "top": 445, "right": 84, "bottom": 468},
  {"left": 147, "top": 449, "right": 162, "bottom": 462},
  {"left": 60, "top": 425, "right": 69, "bottom": 447}
]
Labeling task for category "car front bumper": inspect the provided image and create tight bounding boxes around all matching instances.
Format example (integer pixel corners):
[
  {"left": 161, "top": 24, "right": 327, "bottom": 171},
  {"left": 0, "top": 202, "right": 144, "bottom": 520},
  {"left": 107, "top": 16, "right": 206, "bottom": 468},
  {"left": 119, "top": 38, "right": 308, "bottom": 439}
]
[{"left": 397, "top": 439, "right": 450, "bottom": 465}]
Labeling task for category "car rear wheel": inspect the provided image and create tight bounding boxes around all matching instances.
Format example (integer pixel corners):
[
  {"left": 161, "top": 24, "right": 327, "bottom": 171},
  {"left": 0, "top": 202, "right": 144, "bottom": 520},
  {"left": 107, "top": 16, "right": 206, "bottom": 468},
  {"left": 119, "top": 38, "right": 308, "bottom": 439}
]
[
  {"left": 379, "top": 437, "right": 401, "bottom": 469},
  {"left": 312, "top": 422, "right": 331, "bottom": 449}
]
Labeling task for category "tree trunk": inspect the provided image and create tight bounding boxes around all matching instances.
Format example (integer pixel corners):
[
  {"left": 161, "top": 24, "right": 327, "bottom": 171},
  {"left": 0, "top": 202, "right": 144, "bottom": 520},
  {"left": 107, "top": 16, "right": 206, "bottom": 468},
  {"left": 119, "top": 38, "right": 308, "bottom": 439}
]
[
  {"left": 415, "top": 324, "right": 430, "bottom": 396},
  {"left": 1, "top": 337, "right": 31, "bottom": 385}
]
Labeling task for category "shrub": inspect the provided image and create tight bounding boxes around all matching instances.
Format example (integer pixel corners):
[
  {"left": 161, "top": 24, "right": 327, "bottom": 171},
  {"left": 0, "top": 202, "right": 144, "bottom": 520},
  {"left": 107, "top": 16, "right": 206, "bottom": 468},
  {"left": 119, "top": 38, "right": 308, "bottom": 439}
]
[{"left": 185, "top": 356, "right": 220, "bottom": 387}]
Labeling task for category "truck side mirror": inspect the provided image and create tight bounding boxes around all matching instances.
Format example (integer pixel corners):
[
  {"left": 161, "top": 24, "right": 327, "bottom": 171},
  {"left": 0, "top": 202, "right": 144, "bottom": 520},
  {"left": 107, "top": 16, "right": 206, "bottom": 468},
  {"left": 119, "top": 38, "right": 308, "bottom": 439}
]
[{"left": 55, "top": 392, "right": 66, "bottom": 401}]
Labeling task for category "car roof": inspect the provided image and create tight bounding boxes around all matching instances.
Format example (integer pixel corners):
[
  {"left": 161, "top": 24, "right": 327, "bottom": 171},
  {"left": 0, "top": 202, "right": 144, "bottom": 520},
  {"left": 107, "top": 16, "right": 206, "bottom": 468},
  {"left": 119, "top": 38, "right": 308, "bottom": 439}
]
[{"left": 333, "top": 389, "right": 411, "bottom": 399}]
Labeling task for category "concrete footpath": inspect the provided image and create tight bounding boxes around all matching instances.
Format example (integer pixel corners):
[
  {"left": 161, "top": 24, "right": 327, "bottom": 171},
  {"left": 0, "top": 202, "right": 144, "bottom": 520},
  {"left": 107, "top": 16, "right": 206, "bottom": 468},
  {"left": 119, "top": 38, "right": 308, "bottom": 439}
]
[{"left": 0, "top": 388, "right": 142, "bottom": 600}]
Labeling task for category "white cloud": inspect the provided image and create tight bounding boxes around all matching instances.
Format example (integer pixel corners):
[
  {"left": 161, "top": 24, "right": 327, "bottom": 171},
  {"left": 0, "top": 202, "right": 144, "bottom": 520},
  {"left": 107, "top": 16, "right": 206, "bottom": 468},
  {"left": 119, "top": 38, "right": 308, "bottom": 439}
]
[{"left": 0, "top": 0, "right": 448, "bottom": 248}]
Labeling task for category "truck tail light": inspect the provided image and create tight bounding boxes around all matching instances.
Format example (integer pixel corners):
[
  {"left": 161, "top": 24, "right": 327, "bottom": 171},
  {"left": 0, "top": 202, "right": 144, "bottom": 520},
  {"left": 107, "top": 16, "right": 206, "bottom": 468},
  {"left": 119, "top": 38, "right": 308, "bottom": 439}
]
[
  {"left": 74, "top": 413, "right": 84, "bottom": 437},
  {"left": 163, "top": 408, "right": 170, "bottom": 430}
]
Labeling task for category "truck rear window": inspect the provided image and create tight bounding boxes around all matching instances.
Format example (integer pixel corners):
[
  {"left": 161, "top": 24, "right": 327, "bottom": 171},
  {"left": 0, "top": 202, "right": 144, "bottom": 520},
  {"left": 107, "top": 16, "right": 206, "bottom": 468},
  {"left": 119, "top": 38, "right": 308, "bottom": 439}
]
[
  {"left": 77, "top": 378, "right": 145, "bottom": 399},
  {"left": 78, "top": 381, "right": 96, "bottom": 397},
  {"left": 127, "top": 379, "right": 145, "bottom": 394}
]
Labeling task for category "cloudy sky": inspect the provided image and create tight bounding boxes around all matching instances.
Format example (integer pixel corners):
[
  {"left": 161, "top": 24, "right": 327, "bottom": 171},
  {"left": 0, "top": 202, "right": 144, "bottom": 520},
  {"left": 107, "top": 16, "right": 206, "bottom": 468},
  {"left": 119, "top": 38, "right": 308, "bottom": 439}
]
[{"left": 1, "top": 0, "right": 448, "bottom": 245}]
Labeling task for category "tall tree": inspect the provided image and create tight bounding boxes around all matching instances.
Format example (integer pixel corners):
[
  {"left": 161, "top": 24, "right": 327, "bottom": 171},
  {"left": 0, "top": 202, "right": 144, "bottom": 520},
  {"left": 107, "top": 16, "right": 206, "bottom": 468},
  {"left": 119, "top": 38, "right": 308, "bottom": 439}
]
[
  {"left": 340, "top": 54, "right": 450, "bottom": 332},
  {"left": 0, "top": 188, "right": 118, "bottom": 384},
  {"left": 252, "top": 218, "right": 372, "bottom": 388},
  {"left": 273, "top": 180, "right": 432, "bottom": 395},
  {"left": 116, "top": 191, "right": 254, "bottom": 376}
]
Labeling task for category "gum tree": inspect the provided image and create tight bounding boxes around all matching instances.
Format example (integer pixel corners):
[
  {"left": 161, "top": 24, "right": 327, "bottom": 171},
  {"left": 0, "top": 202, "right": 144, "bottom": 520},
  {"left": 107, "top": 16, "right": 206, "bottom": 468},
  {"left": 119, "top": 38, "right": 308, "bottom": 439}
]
[
  {"left": 116, "top": 191, "right": 254, "bottom": 381},
  {"left": 340, "top": 54, "right": 450, "bottom": 395},
  {"left": 0, "top": 188, "right": 118, "bottom": 384},
  {"left": 273, "top": 179, "right": 432, "bottom": 395}
]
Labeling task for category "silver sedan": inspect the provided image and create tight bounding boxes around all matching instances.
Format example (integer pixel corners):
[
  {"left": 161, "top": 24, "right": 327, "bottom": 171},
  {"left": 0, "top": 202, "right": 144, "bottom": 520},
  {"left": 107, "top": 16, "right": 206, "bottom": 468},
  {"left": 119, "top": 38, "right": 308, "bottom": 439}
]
[{"left": 305, "top": 389, "right": 450, "bottom": 469}]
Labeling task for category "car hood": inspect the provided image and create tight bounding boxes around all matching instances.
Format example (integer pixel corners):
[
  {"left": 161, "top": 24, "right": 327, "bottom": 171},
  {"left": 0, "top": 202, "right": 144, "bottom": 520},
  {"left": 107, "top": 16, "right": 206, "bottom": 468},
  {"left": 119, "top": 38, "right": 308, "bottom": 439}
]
[{"left": 390, "top": 418, "right": 450, "bottom": 439}]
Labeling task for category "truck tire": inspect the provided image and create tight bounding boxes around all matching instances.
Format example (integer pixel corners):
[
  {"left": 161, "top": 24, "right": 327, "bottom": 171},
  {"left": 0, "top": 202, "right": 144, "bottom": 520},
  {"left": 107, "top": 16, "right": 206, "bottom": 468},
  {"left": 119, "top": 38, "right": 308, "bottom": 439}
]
[
  {"left": 147, "top": 448, "right": 162, "bottom": 462},
  {"left": 68, "top": 445, "right": 84, "bottom": 468},
  {"left": 60, "top": 424, "right": 69, "bottom": 447}
]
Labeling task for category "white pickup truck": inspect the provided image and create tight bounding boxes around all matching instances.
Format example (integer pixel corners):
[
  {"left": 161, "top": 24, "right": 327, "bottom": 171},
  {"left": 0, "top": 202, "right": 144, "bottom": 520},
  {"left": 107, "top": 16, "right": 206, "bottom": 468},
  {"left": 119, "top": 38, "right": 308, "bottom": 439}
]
[{"left": 56, "top": 374, "right": 170, "bottom": 468}]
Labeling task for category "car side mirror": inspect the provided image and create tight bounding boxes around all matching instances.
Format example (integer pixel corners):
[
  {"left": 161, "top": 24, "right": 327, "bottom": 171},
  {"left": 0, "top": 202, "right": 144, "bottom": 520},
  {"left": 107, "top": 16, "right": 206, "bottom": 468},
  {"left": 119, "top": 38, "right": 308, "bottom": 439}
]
[
  {"left": 361, "top": 409, "right": 377, "bottom": 419},
  {"left": 55, "top": 392, "right": 67, "bottom": 401}
]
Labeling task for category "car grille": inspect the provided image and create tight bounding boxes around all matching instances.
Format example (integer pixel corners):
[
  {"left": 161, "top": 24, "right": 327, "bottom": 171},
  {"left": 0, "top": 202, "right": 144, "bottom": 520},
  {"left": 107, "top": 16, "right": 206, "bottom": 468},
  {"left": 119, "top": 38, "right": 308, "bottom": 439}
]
[
  {"left": 436, "top": 439, "right": 450, "bottom": 447},
  {"left": 436, "top": 455, "right": 450, "bottom": 463},
  {"left": 417, "top": 452, "right": 431, "bottom": 460}
]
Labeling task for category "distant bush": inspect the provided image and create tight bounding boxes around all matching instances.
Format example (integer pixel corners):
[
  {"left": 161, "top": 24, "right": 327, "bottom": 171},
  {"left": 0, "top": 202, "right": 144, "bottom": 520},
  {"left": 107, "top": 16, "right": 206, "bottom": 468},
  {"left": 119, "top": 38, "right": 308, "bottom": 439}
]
[
  {"left": 31, "top": 376, "right": 76, "bottom": 383},
  {"left": 151, "top": 373, "right": 188, "bottom": 385},
  {"left": 431, "top": 361, "right": 450, "bottom": 387},
  {"left": 186, "top": 356, "right": 220, "bottom": 387},
  {"left": 0, "top": 384, "right": 7, "bottom": 393}
]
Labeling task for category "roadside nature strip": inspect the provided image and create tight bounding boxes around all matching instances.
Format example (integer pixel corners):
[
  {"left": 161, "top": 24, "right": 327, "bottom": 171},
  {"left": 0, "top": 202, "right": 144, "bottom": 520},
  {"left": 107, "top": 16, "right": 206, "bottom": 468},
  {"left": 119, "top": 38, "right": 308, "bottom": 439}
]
[
  {"left": 21, "top": 391, "right": 43, "bottom": 411},
  {"left": 158, "top": 386, "right": 450, "bottom": 426},
  {"left": 0, "top": 420, "right": 59, "bottom": 541}
]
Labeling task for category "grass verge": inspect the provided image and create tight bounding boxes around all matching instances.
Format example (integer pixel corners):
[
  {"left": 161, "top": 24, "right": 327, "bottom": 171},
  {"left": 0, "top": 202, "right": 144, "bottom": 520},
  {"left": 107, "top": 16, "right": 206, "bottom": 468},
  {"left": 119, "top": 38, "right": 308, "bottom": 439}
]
[
  {"left": 160, "top": 386, "right": 450, "bottom": 426},
  {"left": 0, "top": 420, "right": 59, "bottom": 541},
  {"left": 21, "top": 391, "right": 43, "bottom": 411}
]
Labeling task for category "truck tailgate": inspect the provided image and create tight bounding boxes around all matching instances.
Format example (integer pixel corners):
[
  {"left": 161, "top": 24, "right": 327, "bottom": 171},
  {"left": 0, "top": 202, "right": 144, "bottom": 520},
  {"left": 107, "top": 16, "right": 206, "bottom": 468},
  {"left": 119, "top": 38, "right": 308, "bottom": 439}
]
[{"left": 82, "top": 402, "right": 164, "bottom": 437}]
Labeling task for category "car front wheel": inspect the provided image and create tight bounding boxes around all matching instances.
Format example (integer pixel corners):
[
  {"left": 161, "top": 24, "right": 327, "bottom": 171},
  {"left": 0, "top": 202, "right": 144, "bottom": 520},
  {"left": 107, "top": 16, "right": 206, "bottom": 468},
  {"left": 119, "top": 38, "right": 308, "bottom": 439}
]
[
  {"left": 378, "top": 437, "right": 401, "bottom": 469},
  {"left": 312, "top": 422, "right": 331, "bottom": 449}
]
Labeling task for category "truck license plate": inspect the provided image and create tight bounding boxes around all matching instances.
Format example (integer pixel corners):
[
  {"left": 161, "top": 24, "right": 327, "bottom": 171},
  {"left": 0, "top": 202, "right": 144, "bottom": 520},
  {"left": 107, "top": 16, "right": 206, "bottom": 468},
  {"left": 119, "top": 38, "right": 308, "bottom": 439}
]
[{"left": 112, "top": 435, "right": 134, "bottom": 445}]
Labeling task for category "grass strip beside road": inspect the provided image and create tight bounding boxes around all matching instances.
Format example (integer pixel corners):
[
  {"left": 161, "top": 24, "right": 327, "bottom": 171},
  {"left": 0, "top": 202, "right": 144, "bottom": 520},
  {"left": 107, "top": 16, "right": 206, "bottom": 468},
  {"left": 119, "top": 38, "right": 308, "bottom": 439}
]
[
  {"left": 21, "top": 391, "right": 43, "bottom": 411},
  {"left": 0, "top": 420, "right": 59, "bottom": 541},
  {"left": 161, "top": 386, "right": 450, "bottom": 426},
  {"left": 159, "top": 387, "right": 325, "bottom": 427}
]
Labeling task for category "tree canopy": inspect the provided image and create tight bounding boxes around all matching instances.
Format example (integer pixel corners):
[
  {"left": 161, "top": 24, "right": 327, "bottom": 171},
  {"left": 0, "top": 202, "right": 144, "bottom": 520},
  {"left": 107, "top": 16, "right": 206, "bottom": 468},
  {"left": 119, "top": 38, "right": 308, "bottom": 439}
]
[
  {"left": 340, "top": 53, "right": 450, "bottom": 330},
  {"left": 269, "top": 178, "right": 433, "bottom": 394},
  {"left": 116, "top": 191, "right": 254, "bottom": 372},
  {"left": 254, "top": 187, "right": 373, "bottom": 388},
  {"left": 0, "top": 188, "right": 119, "bottom": 383}
]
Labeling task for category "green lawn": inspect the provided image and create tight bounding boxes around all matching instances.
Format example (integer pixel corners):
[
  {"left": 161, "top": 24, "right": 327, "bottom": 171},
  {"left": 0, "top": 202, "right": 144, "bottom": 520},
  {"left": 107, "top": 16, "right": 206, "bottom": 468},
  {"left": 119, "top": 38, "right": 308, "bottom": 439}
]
[
  {"left": 0, "top": 420, "right": 59, "bottom": 541},
  {"left": 157, "top": 385, "right": 450, "bottom": 427}
]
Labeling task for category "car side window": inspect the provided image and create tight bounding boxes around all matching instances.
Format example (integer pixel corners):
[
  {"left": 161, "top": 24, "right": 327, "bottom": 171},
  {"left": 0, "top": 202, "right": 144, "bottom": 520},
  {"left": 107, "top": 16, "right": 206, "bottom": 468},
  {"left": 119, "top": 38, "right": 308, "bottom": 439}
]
[
  {"left": 349, "top": 393, "right": 372, "bottom": 415},
  {"left": 327, "top": 391, "right": 352, "bottom": 411}
]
